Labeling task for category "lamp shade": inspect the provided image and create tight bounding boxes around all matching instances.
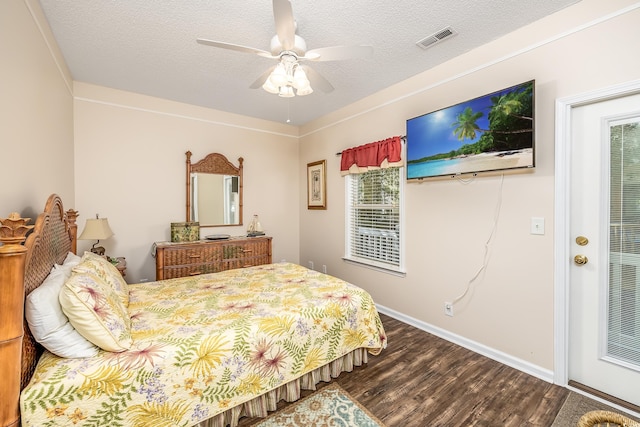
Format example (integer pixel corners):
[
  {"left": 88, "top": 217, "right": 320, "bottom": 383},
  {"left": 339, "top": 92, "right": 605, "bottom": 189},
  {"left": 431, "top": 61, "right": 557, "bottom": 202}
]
[
  {"left": 262, "top": 79, "right": 279, "bottom": 94},
  {"left": 278, "top": 86, "right": 294, "bottom": 98},
  {"left": 296, "top": 85, "right": 313, "bottom": 96},
  {"left": 269, "top": 63, "right": 288, "bottom": 87},
  {"left": 78, "top": 218, "right": 114, "bottom": 241},
  {"left": 292, "top": 67, "right": 309, "bottom": 89}
]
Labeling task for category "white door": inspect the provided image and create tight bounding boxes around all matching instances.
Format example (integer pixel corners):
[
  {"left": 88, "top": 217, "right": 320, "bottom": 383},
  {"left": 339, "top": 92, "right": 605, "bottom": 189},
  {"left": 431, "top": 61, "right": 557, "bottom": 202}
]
[{"left": 569, "top": 93, "right": 640, "bottom": 407}]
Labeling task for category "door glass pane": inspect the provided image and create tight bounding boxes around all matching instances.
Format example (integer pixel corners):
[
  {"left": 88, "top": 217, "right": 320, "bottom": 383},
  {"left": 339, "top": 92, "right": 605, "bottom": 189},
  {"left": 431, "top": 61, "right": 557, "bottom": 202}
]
[{"left": 609, "top": 117, "right": 640, "bottom": 367}]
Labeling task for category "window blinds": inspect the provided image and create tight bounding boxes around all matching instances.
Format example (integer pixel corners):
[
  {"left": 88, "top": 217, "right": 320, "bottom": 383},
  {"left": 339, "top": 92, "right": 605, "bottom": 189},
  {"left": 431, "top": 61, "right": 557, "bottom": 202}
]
[
  {"left": 346, "top": 167, "right": 401, "bottom": 270},
  {"left": 608, "top": 119, "right": 640, "bottom": 367}
]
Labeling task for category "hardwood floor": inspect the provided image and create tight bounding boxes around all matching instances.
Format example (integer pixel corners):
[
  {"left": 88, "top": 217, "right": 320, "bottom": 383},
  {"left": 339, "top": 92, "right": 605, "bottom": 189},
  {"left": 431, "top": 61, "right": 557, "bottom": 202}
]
[{"left": 239, "top": 313, "right": 569, "bottom": 426}]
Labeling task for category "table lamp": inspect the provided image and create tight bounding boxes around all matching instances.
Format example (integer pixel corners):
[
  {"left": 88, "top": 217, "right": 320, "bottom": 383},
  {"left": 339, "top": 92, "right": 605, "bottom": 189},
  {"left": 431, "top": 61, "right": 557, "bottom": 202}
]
[{"left": 78, "top": 214, "right": 114, "bottom": 256}]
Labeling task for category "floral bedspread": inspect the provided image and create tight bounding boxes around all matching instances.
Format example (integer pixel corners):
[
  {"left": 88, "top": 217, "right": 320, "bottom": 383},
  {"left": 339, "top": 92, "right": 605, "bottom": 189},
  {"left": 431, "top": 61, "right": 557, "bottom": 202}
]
[{"left": 20, "top": 263, "right": 386, "bottom": 427}]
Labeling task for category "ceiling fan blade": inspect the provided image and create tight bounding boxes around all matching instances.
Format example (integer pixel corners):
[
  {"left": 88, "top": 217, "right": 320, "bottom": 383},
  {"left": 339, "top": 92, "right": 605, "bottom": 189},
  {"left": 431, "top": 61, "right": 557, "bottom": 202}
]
[
  {"left": 273, "top": 0, "right": 296, "bottom": 51},
  {"left": 197, "top": 38, "right": 275, "bottom": 58},
  {"left": 303, "top": 45, "right": 373, "bottom": 62},
  {"left": 249, "top": 65, "right": 277, "bottom": 89},
  {"left": 303, "top": 66, "right": 334, "bottom": 93}
]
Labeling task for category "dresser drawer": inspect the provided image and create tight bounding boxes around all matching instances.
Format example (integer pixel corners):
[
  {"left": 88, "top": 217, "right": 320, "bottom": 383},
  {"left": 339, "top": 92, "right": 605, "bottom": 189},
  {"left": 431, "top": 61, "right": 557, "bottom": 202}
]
[
  {"left": 221, "top": 239, "right": 272, "bottom": 269},
  {"left": 161, "top": 245, "right": 222, "bottom": 266},
  {"left": 161, "top": 263, "right": 223, "bottom": 279},
  {"left": 155, "top": 237, "right": 272, "bottom": 280}
]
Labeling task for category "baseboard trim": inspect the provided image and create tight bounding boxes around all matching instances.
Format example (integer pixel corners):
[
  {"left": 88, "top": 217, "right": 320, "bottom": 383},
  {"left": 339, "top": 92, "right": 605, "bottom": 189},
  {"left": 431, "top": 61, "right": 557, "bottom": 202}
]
[{"left": 376, "top": 303, "right": 555, "bottom": 384}]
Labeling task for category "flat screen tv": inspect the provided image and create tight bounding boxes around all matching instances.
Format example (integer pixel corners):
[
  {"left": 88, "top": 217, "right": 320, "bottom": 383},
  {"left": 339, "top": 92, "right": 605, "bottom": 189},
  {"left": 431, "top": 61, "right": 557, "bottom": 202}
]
[{"left": 406, "top": 80, "right": 535, "bottom": 180}]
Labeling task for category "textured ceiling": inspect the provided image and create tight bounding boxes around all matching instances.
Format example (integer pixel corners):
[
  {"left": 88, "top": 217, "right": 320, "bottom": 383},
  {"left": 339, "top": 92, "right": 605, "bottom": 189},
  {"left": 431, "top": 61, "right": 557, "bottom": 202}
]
[{"left": 38, "top": 0, "right": 580, "bottom": 126}]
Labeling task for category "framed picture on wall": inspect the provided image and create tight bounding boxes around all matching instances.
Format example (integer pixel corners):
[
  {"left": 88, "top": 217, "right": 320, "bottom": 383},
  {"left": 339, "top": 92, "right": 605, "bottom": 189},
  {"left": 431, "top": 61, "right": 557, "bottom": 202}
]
[{"left": 307, "top": 160, "right": 326, "bottom": 210}]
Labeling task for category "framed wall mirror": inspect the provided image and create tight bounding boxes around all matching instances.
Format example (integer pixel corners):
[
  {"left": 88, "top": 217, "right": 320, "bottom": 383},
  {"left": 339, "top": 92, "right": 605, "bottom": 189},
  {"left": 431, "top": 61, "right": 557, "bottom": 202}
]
[{"left": 186, "top": 151, "right": 243, "bottom": 227}]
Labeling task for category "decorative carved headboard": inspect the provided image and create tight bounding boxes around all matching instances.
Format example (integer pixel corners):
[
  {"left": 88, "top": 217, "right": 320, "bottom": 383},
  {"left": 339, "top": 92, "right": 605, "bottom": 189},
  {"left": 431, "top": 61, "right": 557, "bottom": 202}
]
[{"left": 0, "top": 194, "right": 78, "bottom": 427}]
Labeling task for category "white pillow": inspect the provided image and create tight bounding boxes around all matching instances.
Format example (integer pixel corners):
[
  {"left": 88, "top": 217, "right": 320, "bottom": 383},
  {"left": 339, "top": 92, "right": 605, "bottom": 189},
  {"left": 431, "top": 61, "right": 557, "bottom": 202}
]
[
  {"left": 25, "top": 266, "right": 99, "bottom": 358},
  {"left": 59, "top": 251, "right": 82, "bottom": 270}
]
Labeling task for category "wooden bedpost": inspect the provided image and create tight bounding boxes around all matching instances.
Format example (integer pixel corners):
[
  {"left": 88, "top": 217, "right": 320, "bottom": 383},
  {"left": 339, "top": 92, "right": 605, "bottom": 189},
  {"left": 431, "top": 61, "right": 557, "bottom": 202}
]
[
  {"left": 66, "top": 209, "right": 79, "bottom": 255},
  {"left": 0, "top": 213, "right": 33, "bottom": 427}
]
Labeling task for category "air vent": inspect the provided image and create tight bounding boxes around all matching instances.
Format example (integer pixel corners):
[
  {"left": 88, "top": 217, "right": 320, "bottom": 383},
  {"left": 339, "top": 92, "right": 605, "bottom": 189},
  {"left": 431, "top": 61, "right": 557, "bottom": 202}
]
[{"left": 416, "top": 26, "right": 457, "bottom": 50}]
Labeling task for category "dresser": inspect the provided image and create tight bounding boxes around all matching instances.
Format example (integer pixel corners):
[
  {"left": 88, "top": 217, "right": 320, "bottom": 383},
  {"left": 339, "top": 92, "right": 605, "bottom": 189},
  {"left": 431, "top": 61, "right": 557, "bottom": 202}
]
[{"left": 154, "top": 236, "right": 272, "bottom": 280}]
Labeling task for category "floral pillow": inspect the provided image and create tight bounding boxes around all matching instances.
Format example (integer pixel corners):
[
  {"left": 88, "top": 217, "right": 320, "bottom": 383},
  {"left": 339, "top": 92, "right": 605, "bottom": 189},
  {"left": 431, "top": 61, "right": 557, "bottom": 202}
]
[
  {"left": 73, "top": 251, "right": 129, "bottom": 307},
  {"left": 59, "top": 270, "right": 132, "bottom": 352}
]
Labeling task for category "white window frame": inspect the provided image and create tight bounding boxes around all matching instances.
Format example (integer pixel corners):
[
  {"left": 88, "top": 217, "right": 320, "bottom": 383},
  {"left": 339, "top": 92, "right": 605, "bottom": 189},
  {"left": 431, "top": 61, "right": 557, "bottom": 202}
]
[{"left": 344, "top": 166, "right": 405, "bottom": 275}]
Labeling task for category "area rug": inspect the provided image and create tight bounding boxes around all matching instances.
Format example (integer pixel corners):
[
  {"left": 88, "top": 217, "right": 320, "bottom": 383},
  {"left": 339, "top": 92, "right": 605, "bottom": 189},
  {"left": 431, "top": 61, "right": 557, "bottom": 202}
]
[
  {"left": 551, "top": 392, "right": 640, "bottom": 426},
  {"left": 251, "top": 383, "right": 386, "bottom": 427}
]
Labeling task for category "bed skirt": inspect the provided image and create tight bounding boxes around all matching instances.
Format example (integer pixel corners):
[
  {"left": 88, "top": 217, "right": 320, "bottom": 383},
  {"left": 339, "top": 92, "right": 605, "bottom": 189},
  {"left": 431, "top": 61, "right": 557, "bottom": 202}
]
[{"left": 196, "top": 347, "right": 369, "bottom": 427}]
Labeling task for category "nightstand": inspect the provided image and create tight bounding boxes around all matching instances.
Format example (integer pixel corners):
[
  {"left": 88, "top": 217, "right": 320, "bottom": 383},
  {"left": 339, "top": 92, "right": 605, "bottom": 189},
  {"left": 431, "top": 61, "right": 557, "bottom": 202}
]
[{"left": 110, "top": 257, "right": 127, "bottom": 278}]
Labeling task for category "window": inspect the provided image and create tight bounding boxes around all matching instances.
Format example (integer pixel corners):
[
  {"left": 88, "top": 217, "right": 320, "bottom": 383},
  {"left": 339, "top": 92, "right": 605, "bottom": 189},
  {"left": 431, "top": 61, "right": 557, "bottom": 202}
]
[
  {"left": 608, "top": 119, "right": 640, "bottom": 366},
  {"left": 345, "top": 167, "right": 404, "bottom": 273}
]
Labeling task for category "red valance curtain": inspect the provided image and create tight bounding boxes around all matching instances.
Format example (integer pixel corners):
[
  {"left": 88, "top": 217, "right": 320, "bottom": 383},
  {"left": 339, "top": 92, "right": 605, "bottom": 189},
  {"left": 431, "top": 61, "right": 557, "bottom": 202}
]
[{"left": 340, "top": 136, "right": 403, "bottom": 176}]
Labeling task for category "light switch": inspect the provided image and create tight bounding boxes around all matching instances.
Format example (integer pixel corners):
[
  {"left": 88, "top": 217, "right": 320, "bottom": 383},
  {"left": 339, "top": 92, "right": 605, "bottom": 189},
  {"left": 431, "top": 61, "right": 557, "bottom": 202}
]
[{"left": 531, "top": 217, "right": 545, "bottom": 235}]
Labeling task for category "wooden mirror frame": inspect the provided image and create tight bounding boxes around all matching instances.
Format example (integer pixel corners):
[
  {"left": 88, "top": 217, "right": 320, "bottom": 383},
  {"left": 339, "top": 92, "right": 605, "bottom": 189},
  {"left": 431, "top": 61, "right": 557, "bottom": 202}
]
[{"left": 186, "top": 151, "right": 243, "bottom": 227}]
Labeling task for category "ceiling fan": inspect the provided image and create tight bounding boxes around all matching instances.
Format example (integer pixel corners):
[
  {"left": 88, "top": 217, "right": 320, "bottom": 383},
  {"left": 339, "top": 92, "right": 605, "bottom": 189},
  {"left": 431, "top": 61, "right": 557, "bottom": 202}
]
[{"left": 196, "top": 0, "right": 373, "bottom": 97}]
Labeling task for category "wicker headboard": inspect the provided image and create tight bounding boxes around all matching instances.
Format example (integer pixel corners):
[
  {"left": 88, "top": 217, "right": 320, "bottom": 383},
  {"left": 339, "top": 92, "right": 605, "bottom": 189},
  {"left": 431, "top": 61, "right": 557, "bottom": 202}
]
[
  {"left": 0, "top": 194, "right": 77, "bottom": 427},
  {"left": 22, "top": 195, "right": 78, "bottom": 387}
]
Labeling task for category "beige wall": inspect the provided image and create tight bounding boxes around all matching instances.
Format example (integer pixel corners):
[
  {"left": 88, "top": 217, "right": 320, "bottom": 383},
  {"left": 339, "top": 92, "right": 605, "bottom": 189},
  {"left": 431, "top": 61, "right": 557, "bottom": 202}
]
[
  {"left": 73, "top": 83, "right": 301, "bottom": 283},
  {"left": 298, "top": 0, "right": 640, "bottom": 374},
  {"left": 0, "top": 0, "right": 74, "bottom": 216}
]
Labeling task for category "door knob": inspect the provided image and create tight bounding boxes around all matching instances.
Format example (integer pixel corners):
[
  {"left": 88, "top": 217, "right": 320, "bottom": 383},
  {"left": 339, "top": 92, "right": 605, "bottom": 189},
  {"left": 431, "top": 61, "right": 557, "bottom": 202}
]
[
  {"left": 576, "top": 236, "right": 589, "bottom": 246},
  {"left": 574, "top": 254, "right": 588, "bottom": 265}
]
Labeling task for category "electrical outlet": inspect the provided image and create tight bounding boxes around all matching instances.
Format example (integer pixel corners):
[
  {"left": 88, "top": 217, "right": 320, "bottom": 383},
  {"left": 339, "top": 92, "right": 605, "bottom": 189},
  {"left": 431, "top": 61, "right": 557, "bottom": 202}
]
[
  {"left": 444, "top": 302, "right": 454, "bottom": 316},
  {"left": 308, "top": 261, "right": 314, "bottom": 270},
  {"left": 322, "top": 265, "right": 327, "bottom": 274}
]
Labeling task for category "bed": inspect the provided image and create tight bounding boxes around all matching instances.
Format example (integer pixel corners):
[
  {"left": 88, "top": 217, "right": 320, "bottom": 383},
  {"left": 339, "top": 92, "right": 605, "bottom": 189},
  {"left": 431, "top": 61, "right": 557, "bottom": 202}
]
[{"left": 0, "top": 194, "right": 386, "bottom": 427}]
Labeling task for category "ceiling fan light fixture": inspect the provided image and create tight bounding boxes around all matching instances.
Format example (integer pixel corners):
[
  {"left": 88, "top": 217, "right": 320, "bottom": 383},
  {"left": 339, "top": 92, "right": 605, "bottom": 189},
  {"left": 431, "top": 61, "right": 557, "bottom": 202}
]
[
  {"left": 294, "top": 78, "right": 310, "bottom": 91},
  {"left": 292, "top": 67, "right": 310, "bottom": 89},
  {"left": 262, "top": 79, "right": 280, "bottom": 94},
  {"left": 295, "top": 79, "right": 310, "bottom": 91},
  {"left": 262, "top": 56, "right": 313, "bottom": 97},
  {"left": 269, "top": 63, "right": 288, "bottom": 87},
  {"left": 278, "top": 86, "right": 294, "bottom": 98},
  {"left": 198, "top": 0, "right": 369, "bottom": 100},
  {"left": 296, "top": 85, "right": 313, "bottom": 96}
]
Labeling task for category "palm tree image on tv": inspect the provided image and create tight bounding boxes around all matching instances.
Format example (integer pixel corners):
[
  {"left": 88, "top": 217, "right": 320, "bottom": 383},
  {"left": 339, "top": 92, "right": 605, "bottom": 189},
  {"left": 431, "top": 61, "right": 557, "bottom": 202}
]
[{"left": 407, "top": 80, "right": 534, "bottom": 179}]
